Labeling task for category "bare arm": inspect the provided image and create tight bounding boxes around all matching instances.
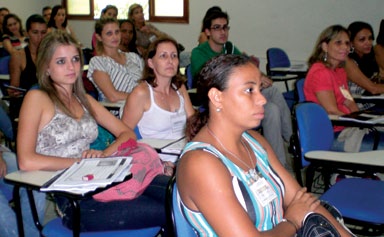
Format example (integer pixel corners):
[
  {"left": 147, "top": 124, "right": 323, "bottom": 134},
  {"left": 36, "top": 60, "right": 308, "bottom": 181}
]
[
  {"left": 2, "top": 38, "right": 17, "bottom": 55},
  {"left": 315, "top": 90, "right": 357, "bottom": 115},
  {"left": 374, "top": 45, "right": 384, "bottom": 77},
  {"left": 92, "top": 70, "right": 129, "bottom": 102},
  {"left": 17, "top": 90, "right": 80, "bottom": 171},
  {"left": 121, "top": 83, "right": 148, "bottom": 130},
  {"left": 87, "top": 94, "right": 136, "bottom": 156},
  {"left": 178, "top": 84, "right": 196, "bottom": 118},
  {"left": 345, "top": 57, "right": 384, "bottom": 94},
  {"left": 8, "top": 50, "right": 24, "bottom": 96},
  {"left": 0, "top": 152, "right": 6, "bottom": 178}
]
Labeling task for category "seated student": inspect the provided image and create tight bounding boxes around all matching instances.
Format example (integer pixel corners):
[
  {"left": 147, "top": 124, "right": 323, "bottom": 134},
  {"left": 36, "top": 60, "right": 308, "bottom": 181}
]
[
  {"left": 128, "top": 4, "right": 167, "bottom": 55},
  {"left": 197, "top": 6, "right": 222, "bottom": 45},
  {"left": 345, "top": 21, "right": 384, "bottom": 110},
  {"left": 47, "top": 5, "right": 80, "bottom": 44},
  {"left": 119, "top": 19, "right": 141, "bottom": 56},
  {"left": 0, "top": 105, "right": 46, "bottom": 237},
  {"left": 0, "top": 7, "right": 10, "bottom": 46},
  {"left": 17, "top": 30, "right": 170, "bottom": 232},
  {"left": 304, "top": 25, "right": 384, "bottom": 152},
  {"left": 177, "top": 54, "right": 353, "bottom": 237},
  {"left": 2, "top": 13, "right": 27, "bottom": 54},
  {"left": 91, "top": 5, "right": 118, "bottom": 55},
  {"left": 122, "top": 37, "right": 195, "bottom": 162},
  {"left": 191, "top": 9, "right": 292, "bottom": 169},
  {"left": 88, "top": 17, "right": 144, "bottom": 102},
  {"left": 8, "top": 14, "right": 47, "bottom": 121},
  {"left": 374, "top": 19, "right": 384, "bottom": 81},
  {"left": 42, "top": 6, "right": 51, "bottom": 23}
]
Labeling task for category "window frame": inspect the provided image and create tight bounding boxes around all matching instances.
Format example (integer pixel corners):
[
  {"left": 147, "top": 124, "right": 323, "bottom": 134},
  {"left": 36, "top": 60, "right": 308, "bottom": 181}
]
[
  {"left": 62, "top": 0, "right": 189, "bottom": 23},
  {"left": 149, "top": 0, "right": 189, "bottom": 23}
]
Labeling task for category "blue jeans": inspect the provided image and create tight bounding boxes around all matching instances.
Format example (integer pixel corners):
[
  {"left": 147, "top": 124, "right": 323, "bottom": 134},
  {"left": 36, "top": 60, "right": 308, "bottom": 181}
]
[
  {"left": 56, "top": 174, "right": 170, "bottom": 232},
  {"left": 261, "top": 86, "right": 293, "bottom": 168},
  {"left": 0, "top": 105, "right": 13, "bottom": 140},
  {"left": 0, "top": 152, "right": 46, "bottom": 237}
]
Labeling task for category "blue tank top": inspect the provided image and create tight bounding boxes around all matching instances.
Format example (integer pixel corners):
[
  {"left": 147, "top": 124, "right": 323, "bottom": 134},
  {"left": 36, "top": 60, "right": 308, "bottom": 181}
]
[{"left": 178, "top": 132, "right": 286, "bottom": 236}]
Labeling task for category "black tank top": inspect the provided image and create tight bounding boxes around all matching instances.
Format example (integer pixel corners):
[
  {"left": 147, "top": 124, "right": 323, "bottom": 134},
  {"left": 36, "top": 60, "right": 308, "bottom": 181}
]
[{"left": 20, "top": 46, "right": 38, "bottom": 90}]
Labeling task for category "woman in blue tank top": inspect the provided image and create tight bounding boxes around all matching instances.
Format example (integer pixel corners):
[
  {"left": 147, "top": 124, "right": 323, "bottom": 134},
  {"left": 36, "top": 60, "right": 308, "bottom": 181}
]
[{"left": 176, "top": 54, "right": 352, "bottom": 236}]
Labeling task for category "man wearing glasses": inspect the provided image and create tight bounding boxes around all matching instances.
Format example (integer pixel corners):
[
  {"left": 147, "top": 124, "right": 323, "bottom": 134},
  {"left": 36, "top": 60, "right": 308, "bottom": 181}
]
[{"left": 190, "top": 9, "right": 293, "bottom": 170}]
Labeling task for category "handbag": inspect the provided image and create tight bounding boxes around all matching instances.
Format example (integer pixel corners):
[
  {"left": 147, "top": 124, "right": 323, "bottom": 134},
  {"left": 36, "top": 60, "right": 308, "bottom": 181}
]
[
  {"left": 297, "top": 212, "right": 340, "bottom": 237},
  {"left": 93, "top": 139, "right": 164, "bottom": 202},
  {"left": 296, "top": 201, "right": 355, "bottom": 237}
]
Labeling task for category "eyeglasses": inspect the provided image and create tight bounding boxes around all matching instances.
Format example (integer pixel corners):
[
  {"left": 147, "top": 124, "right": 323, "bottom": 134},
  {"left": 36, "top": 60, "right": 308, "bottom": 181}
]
[{"left": 210, "top": 25, "right": 230, "bottom": 32}]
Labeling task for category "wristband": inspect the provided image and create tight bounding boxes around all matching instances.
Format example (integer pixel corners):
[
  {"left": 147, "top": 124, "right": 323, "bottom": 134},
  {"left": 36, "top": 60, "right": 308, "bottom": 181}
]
[{"left": 281, "top": 218, "right": 298, "bottom": 232}]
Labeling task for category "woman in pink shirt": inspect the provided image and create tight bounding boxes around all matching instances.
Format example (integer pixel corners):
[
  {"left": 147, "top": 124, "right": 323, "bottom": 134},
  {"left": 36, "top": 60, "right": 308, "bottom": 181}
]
[{"left": 304, "top": 25, "right": 384, "bottom": 151}]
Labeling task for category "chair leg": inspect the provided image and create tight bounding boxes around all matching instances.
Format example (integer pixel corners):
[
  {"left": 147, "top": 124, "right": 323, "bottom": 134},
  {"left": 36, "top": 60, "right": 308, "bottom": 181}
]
[
  {"left": 284, "top": 81, "right": 290, "bottom": 92},
  {"left": 372, "top": 128, "right": 380, "bottom": 150}
]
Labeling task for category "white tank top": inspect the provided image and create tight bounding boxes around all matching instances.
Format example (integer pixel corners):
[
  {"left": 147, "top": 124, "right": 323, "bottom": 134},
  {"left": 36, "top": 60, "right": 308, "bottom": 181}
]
[{"left": 137, "top": 83, "right": 187, "bottom": 140}]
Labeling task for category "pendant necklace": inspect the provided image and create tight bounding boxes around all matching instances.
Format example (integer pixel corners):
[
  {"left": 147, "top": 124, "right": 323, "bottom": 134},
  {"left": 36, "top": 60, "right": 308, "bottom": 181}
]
[{"left": 206, "top": 125, "right": 259, "bottom": 184}]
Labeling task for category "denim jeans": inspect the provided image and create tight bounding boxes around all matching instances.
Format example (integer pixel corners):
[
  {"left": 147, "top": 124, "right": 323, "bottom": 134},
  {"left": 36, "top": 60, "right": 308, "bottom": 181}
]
[
  {"left": 0, "top": 152, "right": 46, "bottom": 237},
  {"left": 261, "top": 86, "right": 293, "bottom": 168},
  {"left": 0, "top": 105, "right": 13, "bottom": 140},
  {"left": 56, "top": 174, "right": 170, "bottom": 232}
]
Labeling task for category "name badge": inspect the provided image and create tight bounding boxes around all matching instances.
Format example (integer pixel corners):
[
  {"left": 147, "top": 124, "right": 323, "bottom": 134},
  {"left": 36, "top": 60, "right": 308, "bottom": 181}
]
[
  {"left": 250, "top": 177, "right": 277, "bottom": 207},
  {"left": 340, "top": 86, "right": 354, "bottom": 101},
  {"left": 170, "top": 113, "right": 185, "bottom": 134}
]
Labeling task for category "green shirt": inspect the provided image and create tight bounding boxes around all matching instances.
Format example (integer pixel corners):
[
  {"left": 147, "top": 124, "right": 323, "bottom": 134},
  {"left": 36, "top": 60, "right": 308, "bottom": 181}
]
[{"left": 190, "top": 41, "right": 242, "bottom": 81}]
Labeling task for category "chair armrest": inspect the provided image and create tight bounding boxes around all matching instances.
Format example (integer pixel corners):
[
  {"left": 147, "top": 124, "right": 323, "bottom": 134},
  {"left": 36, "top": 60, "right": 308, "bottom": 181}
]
[{"left": 305, "top": 150, "right": 384, "bottom": 167}]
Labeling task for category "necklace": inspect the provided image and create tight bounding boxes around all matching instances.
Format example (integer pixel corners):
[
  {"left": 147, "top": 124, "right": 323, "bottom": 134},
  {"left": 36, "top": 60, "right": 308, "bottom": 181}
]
[{"left": 206, "top": 125, "right": 259, "bottom": 184}]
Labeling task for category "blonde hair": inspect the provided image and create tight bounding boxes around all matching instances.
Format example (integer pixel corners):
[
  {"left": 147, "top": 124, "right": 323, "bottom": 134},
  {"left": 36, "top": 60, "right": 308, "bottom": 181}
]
[
  {"left": 308, "top": 25, "right": 349, "bottom": 68},
  {"left": 128, "top": 3, "right": 142, "bottom": 21},
  {"left": 94, "top": 17, "right": 119, "bottom": 55},
  {"left": 37, "top": 31, "right": 94, "bottom": 117}
]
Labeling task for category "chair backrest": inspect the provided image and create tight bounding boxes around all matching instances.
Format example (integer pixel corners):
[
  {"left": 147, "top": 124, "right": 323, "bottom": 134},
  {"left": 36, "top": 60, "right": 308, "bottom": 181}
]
[
  {"left": 294, "top": 102, "right": 334, "bottom": 167},
  {"left": 185, "top": 64, "right": 194, "bottom": 90},
  {"left": 266, "top": 48, "right": 291, "bottom": 74},
  {"left": 167, "top": 176, "right": 197, "bottom": 237},
  {"left": 295, "top": 78, "right": 306, "bottom": 103},
  {"left": 0, "top": 55, "right": 10, "bottom": 74}
]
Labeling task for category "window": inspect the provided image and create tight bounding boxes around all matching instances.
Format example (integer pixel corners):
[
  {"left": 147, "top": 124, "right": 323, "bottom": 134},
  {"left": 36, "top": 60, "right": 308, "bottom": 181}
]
[{"left": 62, "top": 0, "right": 188, "bottom": 23}]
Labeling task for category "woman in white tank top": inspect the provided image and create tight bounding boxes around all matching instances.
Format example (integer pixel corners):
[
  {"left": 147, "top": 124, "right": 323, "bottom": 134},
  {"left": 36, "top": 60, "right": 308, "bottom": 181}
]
[{"left": 122, "top": 37, "right": 195, "bottom": 161}]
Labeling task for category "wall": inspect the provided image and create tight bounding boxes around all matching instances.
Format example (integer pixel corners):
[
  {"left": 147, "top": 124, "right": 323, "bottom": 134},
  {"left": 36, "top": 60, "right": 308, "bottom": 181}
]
[{"left": 3, "top": 0, "right": 384, "bottom": 67}]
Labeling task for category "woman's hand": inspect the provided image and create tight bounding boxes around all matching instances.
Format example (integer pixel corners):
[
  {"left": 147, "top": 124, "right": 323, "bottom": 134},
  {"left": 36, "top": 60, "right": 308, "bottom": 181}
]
[
  {"left": 162, "top": 161, "right": 175, "bottom": 176},
  {"left": 0, "top": 154, "right": 7, "bottom": 178},
  {"left": 284, "top": 187, "right": 320, "bottom": 229},
  {"left": 81, "top": 149, "right": 106, "bottom": 159}
]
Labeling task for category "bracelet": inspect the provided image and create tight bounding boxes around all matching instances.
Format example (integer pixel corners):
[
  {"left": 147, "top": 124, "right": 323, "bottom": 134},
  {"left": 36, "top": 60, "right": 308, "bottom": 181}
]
[{"left": 281, "top": 218, "right": 298, "bottom": 232}]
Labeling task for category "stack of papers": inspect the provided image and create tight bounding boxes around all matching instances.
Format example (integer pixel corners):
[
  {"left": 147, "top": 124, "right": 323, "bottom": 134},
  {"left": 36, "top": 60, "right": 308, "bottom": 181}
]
[
  {"left": 41, "top": 157, "right": 132, "bottom": 194},
  {"left": 339, "top": 110, "right": 384, "bottom": 124}
]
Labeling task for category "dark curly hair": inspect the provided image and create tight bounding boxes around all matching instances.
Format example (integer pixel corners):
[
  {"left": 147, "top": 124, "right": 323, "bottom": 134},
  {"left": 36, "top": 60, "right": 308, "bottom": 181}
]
[{"left": 186, "top": 54, "right": 253, "bottom": 140}]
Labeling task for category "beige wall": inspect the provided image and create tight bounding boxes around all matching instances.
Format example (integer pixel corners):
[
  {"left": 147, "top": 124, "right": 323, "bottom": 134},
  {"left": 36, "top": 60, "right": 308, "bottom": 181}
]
[{"left": 3, "top": 0, "right": 384, "bottom": 68}]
